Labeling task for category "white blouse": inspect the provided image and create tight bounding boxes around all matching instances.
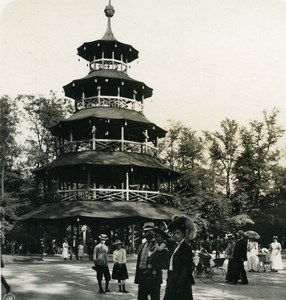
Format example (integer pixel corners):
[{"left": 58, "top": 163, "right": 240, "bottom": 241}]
[{"left": 113, "top": 248, "right": 127, "bottom": 264}]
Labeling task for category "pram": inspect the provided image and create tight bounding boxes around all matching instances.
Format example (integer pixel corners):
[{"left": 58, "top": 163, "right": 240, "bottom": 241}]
[
  {"left": 257, "top": 253, "right": 271, "bottom": 273},
  {"left": 194, "top": 252, "right": 226, "bottom": 283}
]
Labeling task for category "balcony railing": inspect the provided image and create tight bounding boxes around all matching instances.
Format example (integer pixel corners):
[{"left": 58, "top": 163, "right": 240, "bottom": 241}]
[
  {"left": 76, "top": 95, "right": 143, "bottom": 113},
  {"left": 43, "top": 188, "right": 173, "bottom": 205},
  {"left": 57, "top": 138, "right": 158, "bottom": 156},
  {"left": 90, "top": 58, "right": 128, "bottom": 73}
]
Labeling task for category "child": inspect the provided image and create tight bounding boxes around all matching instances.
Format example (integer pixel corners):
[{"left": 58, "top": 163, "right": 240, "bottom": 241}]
[
  {"left": 111, "top": 240, "right": 129, "bottom": 293},
  {"left": 78, "top": 241, "right": 84, "bottom": 261},
  {"left": 148, "top": 228, "right": 170, "bottom": 270}
]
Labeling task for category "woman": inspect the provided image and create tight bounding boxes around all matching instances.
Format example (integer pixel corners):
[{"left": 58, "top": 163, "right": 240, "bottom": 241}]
[
  {"left": 62, "top": 238, "right": 69, "bottom": 260},
  {"left": 225, "top": 234, "right": 237, "bottom": 283},
  {"left": 111, "top": 240, "right": 129, "bottom": 293},
  {"left": 164, "top": 215, "right": 196, "bottom": 300},
  {"left": 247, "top": 238, "right": 259, "bottom": 272},
  {"left": 269, "top": 236, "right": 283, "bottom": 272}
]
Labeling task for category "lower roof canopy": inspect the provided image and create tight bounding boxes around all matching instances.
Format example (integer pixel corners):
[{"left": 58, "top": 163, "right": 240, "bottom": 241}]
[{"left": 17, "top": 200, "right": 182, "bottom": 221}]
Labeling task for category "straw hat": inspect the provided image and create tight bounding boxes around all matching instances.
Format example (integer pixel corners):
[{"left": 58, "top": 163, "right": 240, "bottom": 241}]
[
  {"left": 142, "top": 222, "right": 156, "bottom": 232},
  {"left": 112, "top": 239, "right": 122, "bottom": 246},
  {"left": 99, "top": 234, "right": 108, "bottom": 240}
]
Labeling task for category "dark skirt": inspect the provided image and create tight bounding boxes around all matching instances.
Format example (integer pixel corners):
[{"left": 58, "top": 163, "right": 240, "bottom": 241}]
[
  {"left": 112, "top": 263, "right": 129, "bottom": 280},
  {"left": 164, "top": 271, "right": 193, "bottom": 300}
]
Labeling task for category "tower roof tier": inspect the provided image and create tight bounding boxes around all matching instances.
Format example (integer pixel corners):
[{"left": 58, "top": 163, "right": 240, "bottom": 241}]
[
  {"left": 34, "top": 151, "right": 178, "bottom": 177},
  {"left": 63, "top": 69, "right": 152, "bottom": 100},
  {"left": 17, "top": 200, "right": 183, "bottom": 221},
  {"left": 78, "top": 40, "right": 139, "bottom": 63},
  {"left": 50, "top": 107, "right": 166, "bottom": 139}
]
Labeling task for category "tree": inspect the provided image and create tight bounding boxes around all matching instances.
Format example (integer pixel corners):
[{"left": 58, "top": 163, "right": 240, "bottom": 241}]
[
  {"left": 234, "top": 109, "right": 285, "bottom": 209},
  {"left": 0, "top": 95, "right": 20, "bottom": 198},
  {"left": 204, "top": 118, "right": 239, "bottom": 198},
  {"left": 159, "top": 121, "right": 207, "bottom": 193},
  {"left": 16, "top": 92, "right": 73, "bottom": 170}
]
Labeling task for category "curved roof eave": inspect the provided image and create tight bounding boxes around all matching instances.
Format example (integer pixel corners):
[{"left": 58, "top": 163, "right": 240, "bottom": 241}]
[
  {"left": 49, "top": 107, "right": 166, "bottom": 136},
  {"left": 16, "top": 201, "right": 182, "bottom": 221},
  {"left": 34, "top": 151, "right": 179, "bottom": 176},
  {"left": 77, "top": 40, "right": 139, "bottom": 62},
  {"left": 63, "top": 69, "right": 153, "bottom": 99}
]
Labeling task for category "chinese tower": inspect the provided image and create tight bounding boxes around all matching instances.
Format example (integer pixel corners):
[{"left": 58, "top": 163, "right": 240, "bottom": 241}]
[{"left": 19, "top": 2, "right": 180, "bottom": 251}]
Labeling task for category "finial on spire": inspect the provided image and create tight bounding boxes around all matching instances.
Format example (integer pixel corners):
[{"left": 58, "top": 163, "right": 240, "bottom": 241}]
[
  {"left": 102, "top": 0, "right": 116, "bottom": 40},
  {"left": 104, "top": 0, "right": 115, "bottom": 18}
]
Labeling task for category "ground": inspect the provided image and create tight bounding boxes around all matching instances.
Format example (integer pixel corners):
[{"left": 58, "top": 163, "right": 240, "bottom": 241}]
[{"left": 1, "top": 254, "right": 286, "bottom": 300}]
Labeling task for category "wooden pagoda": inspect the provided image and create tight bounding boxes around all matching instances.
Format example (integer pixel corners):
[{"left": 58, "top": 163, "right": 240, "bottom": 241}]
[{"left": 18, "top": 2, "right": 181, "bottom": 252}]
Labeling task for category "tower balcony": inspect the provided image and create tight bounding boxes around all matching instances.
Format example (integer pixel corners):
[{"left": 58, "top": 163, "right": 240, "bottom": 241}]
[
  {"left": 76, "top": 95, "right": 143, "bottom": 113},
  {"left": 90, "top": 58, "right": 128, "bottom": 73},
  {"left": 43, "top": 188, "right": 173, "bottom": 205},
  {"left": 57, "top": 138, "right": 158, "bottom": 157}
]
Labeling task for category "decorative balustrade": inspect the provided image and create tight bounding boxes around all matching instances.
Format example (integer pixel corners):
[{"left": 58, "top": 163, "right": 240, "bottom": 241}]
[
  {"left": 43, "top": 188, "right": 173, "bottom": 205},
  {"left": 76, "top": 95, "right": 143, "bottom": 113},
  {"left": 57, "top": 138, "right": 158, "bottom": 156},
  {"left": 90, "top": 58, "right": 128, "bottom": 73}
]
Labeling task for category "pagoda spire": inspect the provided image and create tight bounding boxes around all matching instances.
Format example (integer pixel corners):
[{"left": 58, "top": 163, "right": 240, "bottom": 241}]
[{"left": 102, "top": 0, "right": 116, "bottom": 41}]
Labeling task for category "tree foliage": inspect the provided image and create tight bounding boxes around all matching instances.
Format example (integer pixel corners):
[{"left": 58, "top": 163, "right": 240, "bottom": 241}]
[
  {"left": 204, "top": 118, "right": 239, "bottom": 198},
  {"left": 16, "top": 92, "right": 73, "bottom": 169}
]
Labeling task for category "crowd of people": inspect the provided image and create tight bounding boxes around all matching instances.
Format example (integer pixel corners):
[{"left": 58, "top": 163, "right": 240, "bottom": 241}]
[{"left": 2, "top": 220, "right": 284, "bottom": 299}]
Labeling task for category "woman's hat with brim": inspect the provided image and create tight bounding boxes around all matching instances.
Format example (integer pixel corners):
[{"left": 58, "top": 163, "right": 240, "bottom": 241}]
[
  {"left": 112, "top": 239, "right": 122, "bottom": 246},
  {"left": 154, "top": 228, "right": 170, "bottom": 240},
  {"left": 99, "top": 234, "right": 108, "bottom": 240},
  {"left": 168, "top": 214, "right": 196, "bottom": 240}
]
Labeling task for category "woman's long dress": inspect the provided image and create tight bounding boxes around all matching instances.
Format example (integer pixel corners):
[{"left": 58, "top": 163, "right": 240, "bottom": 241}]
[
  {"left": 247, "top": 241, "right": 259, "bottom": 271},
  {"left": 270, "top": 242, "right": 283, "bottom": 270},
  {"left": 62, "top": 242, "right": 69, "bottom": 259}
]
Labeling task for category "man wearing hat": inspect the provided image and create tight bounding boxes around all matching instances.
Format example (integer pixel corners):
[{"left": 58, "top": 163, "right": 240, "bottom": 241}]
[
  {"left": 93, "top": 234, "right": 111, "bottom": 293},
  {"left": 134, "top": 222, "right": 162, "bottom": 300},
  {"left": 231, "top": 230, "right": 248, "bottom": 285}
]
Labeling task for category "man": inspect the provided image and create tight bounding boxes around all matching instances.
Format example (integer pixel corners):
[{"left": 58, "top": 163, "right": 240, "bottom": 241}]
[
  {"left": 87, "top": 237, "right": 96, "bottom": 261},
  {"left": 201, "top": 235, "right": 212, "bottom": 254},
  {"left": 232, "top": 230, "right": 248, "bottom": 285},
  {"left": 70, "top": 236, "right": 78, "bottom": 260},
  {"left": 134, "top": 222, "right": 163, "bottom": 300},
  {"left": 93, "top": 234, "right": 111, "bottom": 293}
]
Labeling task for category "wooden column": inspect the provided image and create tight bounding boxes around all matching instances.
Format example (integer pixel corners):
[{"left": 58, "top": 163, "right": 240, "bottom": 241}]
[
  {"left": 87, "top": 170, "right": 91, "bottom": 200},
  {"left": 121, "top": 126, "right": 125, "bottom": 151},
  {"left": 131, "top": 225, "right": 135, "bottom": 255},
  {"left": 126, "top": 171, "right": 129, "bottom": 201}
]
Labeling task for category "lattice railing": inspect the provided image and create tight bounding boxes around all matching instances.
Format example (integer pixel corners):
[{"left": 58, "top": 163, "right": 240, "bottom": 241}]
[
  {"left": 76, "top": 95, "right": 143, "bottom": 113},
  {"left": 90, "top": 58, "right": 128, "bottom": 73},
  {"left": 44, "top": 188, "right": 173, "bottom": 205},
  {"left": 57, "top": 139, "right": 158, "bottom": 156}
]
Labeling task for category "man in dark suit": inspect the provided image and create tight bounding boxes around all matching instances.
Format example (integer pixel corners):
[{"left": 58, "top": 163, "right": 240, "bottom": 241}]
[
  {"left": 134, "top": 222, "right": 163, "bottom": 300},
  {"left": 232, "top": 230, "right": 248, "bottom": 284},
  {"left": 70, "top": 236, "right": 79, "bottom": 260}
]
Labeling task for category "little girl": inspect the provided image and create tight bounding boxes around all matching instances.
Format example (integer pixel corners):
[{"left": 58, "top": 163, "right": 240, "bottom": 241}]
[
  {"left": 78, "top": 241, "right": 84, "bottom": 261},
  {"left": 148, "top": 228, "right": 169, "bottom": 270},
  {"left": 111, "top": 240, "right": 129, "bottom": 293}
]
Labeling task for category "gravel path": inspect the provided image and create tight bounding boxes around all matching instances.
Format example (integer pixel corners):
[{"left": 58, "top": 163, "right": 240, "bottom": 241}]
[{"left": 1, "top": 255, "right": 286, "bottom": 300}]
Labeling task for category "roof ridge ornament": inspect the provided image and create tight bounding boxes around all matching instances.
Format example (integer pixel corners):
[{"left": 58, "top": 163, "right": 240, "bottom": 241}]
[{"left": 102, "top": 0, "right": 116, "bottom": 41}]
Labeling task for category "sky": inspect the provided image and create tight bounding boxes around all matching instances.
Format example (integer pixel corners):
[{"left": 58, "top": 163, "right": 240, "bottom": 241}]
[{"left": 1, "top": 0, "right": 286, "bottom": 152}]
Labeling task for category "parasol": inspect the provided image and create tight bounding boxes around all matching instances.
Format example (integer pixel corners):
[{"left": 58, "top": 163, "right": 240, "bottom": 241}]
[{"left": 244, "top": 230, "right": 260, "bottom": 239}]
